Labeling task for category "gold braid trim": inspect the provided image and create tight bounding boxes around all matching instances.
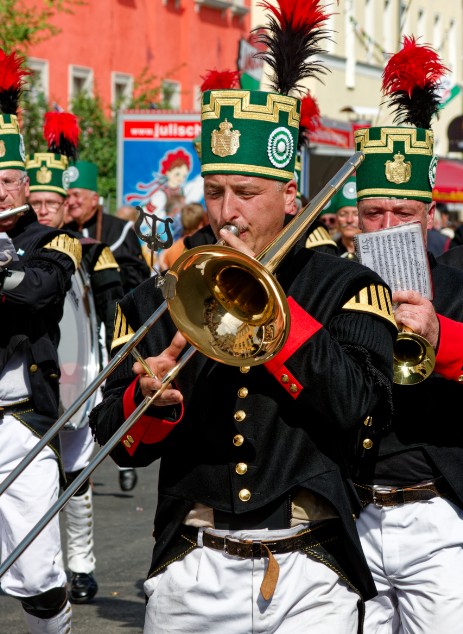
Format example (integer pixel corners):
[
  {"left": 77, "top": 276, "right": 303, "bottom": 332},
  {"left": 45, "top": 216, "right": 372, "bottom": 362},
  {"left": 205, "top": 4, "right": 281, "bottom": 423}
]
[
  {"left": 342, "top": 283, "right": 397, "bottom": 328},
  {"left": 94, "top": 246, "right": 120, "bottom": 271},
  {"left": 111, "top": 304, "right": 135, "bottom": 351},
  {"left": 43, "top": 234, "right": 82, "bottom": 270},
  {"left": 305, "top": 226, "right": 337, "bottom": 250}
]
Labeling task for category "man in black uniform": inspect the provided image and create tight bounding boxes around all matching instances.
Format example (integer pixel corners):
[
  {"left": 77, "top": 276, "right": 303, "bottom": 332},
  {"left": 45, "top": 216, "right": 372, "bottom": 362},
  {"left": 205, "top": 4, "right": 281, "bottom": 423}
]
[
  {"left": 351, "top": 36, "right": 463, "bottom": 633},
  {"left": 64, "top": 159, "right": 150, "bottom": 294},
  {"left": 89, "top": 4, "right": 397, "bottom": 631},
  {"left": 0, "top": 51, "right": 80, "bottom": 634},
  {"left": 26, "top": 111, "right": 126, "bottom": 604}
]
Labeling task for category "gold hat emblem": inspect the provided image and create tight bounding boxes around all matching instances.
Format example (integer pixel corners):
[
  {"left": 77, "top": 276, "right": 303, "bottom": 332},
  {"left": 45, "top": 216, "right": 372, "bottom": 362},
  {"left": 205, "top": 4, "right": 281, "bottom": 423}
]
[
  {"left": 0, "top": 140, "right": 5, "bottom": 158},
  {"left": 37, "top": 165, "right": 52, "bottom": 184},
  {"left": 211, "top": 119, "right": 240, "bottom": 157},
  {"left": 385, "top": 152, "right": 411, "bottom": 184}
]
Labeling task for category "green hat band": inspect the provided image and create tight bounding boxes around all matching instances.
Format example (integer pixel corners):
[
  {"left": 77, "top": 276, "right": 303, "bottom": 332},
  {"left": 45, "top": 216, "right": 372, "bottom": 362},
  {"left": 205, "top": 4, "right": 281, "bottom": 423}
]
[
  {"left": 26, "top": 153, "right": 70, "bottom": 196},
  {"left": 64, "top": 160, "right": 98, "bottom": 192},
  {"left": 355, "top": 127, "right": 436, "bottom": 203},
  {"left": 201, "top": 90, "right": 300, "bottom": 182},
  {"left": 322, "top": 176, "right": 357, "bottom": 214},
  {"left": 0, "top": 114, "right": 26, "bottom": 170}
]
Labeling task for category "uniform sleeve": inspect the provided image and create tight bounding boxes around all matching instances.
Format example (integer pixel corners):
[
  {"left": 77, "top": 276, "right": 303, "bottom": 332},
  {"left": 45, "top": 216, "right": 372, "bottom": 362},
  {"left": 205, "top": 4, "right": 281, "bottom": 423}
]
[
  {"left": 0, "top": 233, "right": 81, "bottom": 310},
  {"left": 434, "top": 314, "right": 463, "bottom": 381}
]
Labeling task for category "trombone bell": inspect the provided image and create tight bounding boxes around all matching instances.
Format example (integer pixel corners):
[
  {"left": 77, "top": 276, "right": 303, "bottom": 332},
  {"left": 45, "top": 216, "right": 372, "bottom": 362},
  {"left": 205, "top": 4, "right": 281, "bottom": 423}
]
[
  {"left": 393, "top": 330, "right": 436, "bottom": 385},
  {"left": 166, "top": 245, "right": 290, "bottom": 367}
]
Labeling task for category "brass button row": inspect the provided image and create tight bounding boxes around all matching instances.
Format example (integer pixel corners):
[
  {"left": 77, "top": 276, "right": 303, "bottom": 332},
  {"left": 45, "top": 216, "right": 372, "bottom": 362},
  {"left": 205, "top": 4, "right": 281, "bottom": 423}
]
[
  {"left": 280, "top": 373, "right": 298, "bottom": 393},
  {"left": 123, "top": 434, "right": 135, "bottom": 448},
  {"left": 235, "top": 377, "right": 251, "bottom": 502}
]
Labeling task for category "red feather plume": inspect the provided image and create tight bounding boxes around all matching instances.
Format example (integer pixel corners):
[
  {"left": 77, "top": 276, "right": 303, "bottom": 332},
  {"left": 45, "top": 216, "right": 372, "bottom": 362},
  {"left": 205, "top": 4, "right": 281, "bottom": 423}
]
[
  {"left": 381, "top": 36, "right": 448, "bottom": 129},
  {"left": 44, "top": 112, "right": 81, "bottom": 161},
  {"left": 300, "top": 93, "right": 321, "bottom": 133},
  {"left": 0, "top": 49, "right": 31, "bottom": 115},
  {"left": 200, "top": 69, "right": 241, "bottom": 92}
]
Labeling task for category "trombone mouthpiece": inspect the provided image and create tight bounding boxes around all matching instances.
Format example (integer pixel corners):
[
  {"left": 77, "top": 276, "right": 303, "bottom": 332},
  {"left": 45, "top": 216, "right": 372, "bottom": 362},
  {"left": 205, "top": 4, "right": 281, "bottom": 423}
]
[{"left": 222, "top": 224, "right": 239, "bottom": 237}]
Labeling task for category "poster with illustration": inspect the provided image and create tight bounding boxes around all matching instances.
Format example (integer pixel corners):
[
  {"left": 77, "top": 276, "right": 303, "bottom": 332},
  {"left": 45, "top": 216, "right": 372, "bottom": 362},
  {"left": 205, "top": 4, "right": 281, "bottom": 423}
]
[{"left": 117, "top": 111, "right": 204, "bottom": 242}]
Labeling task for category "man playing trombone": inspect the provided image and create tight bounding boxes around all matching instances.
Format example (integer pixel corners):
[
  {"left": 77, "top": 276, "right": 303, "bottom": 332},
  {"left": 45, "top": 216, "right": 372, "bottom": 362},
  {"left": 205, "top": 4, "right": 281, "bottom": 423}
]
[{"left": 89, "top": 3, "right": 398, "bottom": 631}]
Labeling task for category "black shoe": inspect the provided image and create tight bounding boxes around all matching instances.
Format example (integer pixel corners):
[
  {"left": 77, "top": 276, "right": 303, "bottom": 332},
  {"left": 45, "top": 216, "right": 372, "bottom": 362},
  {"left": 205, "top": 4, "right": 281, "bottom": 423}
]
[
  {"left": 119, "top": 468, "right": 138, "bottom": 492},
  {"left": 70, "top": 572, "right": 98, "bottom": 604}
]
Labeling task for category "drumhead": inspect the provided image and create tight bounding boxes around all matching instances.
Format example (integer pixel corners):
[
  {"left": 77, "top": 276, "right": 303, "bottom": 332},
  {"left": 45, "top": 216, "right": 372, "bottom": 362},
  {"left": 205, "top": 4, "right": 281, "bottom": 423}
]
[{"left": 58, "top": 266, "right": 101, "bottom": 431}]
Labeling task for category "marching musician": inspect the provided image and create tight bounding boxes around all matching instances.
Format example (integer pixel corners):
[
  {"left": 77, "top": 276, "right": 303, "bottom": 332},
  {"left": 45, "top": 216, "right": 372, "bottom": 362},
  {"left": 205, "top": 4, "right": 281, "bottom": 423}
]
[
  {"left": 0, "top": 52, "right": 79, "bottom": 634},
  {"left": 351, "top": 37, "right": 463, "bottom": 632},
  {"left": 26, "top": 112, "right": 126, "bottom": 605},
  {"left": 89, "top": 4, "right": 397, "bottom": 631}
]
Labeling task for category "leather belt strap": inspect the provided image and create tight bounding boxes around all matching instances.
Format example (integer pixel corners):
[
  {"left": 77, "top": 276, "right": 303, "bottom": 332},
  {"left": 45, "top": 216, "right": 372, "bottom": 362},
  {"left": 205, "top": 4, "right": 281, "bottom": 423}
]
[
  {"left": 354, "top": 478, "right": 455, "bottom": 508},
  {"left": 200, "top": 520, "right": 337, "bottom": 601}
]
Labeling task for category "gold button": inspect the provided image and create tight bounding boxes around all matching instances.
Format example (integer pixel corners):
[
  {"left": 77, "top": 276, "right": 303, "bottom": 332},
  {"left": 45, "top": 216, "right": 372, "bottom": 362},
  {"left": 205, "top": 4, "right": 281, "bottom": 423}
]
[
  {"left": 127, "top": 435, "right": 134, "bottom": 443},
  {"left": 364, "top": 416, "right": 373, "bottom": 426},
  {"left": 29, "top": 364, "right": 38, "bottom": 373},
  {"left": 281, "top": 374, "right": 289, "bottom": 383},
  {"left": 289, "top": 383, "right": 298, "bottom": 393},
  {"left": 240, "top": 366, "right": 250, "bottom": 373},
  {"left": 49, "top": 373, "right": 59, "bottom": 379},
  {"left": 238, "top": 387, "right": 248, "bottom": 398},
  {"left": 123, "top": 439, "right": 131, "bottom": 448},
  {"left": 233, "top": 434, "right": 244, "bottom": 447},
  {"left": 239, "top": 489, "right": 251, "bottom": 502},
  {"left": 363, "top": 439, "right": 373, "bottom": 450},
  {"left": 235, "top": 462, "right": 248, "bottom": 475},
  {"left": 234, "top": 410, "right": 246, "bottom": 422},
  {"left": 458, "top": 375, "right": 463, "bottom": 383}
]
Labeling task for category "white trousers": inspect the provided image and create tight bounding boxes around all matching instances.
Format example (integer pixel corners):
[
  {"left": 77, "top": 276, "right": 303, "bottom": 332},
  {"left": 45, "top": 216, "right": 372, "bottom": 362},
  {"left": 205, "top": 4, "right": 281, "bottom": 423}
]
[
  {"left": 0, "top": 414, "right": 67, "bottom": 597},
  {"left": 357, "top": 497, "right": 463, "bottom": 634},
  {"left": 144, "top": 524, "right": 361, "bottom": 634},
  {"left": 59, "top": 424, "right": 94, "bottom": 473}
]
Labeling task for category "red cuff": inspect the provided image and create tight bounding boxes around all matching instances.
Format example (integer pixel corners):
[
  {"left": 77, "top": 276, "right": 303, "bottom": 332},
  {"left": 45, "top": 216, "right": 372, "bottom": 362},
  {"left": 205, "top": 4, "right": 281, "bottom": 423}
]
[
  {"left": 120, "top": 376, "right": 182, "bottom": 455},
  {"left": 435, "top": 314, "right": 463, "bottom": 382},
  {"left": 264, "top": 297, "right": 322, "bottom": 399}
]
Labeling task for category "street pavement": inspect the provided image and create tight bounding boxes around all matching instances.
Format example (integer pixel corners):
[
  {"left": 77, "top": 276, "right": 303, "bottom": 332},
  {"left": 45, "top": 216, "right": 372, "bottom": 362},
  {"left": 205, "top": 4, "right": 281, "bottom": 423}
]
[{"left": 0, "top": 452, "right": 160, "bottom": 633}]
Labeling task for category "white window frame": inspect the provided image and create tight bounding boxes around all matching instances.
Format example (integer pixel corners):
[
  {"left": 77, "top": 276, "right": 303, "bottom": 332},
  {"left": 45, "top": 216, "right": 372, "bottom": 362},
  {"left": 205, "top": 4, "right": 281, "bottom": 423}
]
[
  {"left": 69, "top": 65, "right": 94, "bottom": 105},
  {"left": 111, "top": 72, "right": 134, "bottom": 109},
  {"left": 162, "top": 79, "right": 181, "bottom": 109},
  {"left": 26, "top": 58, "right": 49, "bottom": 102}
]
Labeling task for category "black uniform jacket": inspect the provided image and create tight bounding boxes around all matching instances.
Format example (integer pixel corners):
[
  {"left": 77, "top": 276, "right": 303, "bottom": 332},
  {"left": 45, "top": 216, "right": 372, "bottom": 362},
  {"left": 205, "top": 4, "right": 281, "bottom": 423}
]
[
  {"left": 90, "top": 231, "right": 397, "bottom": 599},
  {"left": 65, "top": 212, "right": 150, "bottom": 294},
  {"left": 355, "top": 255, "right": 463, "bottom": 505},
  {"left": 0, "top": 207, "right": 80, "bottom": 424}
]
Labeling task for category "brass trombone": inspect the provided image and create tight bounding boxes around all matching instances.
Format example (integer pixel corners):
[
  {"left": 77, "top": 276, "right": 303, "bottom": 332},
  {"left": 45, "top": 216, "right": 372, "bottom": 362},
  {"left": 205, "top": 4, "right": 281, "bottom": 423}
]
[{"left": 0, "top": 151, "right": 364, "bottom": 576}]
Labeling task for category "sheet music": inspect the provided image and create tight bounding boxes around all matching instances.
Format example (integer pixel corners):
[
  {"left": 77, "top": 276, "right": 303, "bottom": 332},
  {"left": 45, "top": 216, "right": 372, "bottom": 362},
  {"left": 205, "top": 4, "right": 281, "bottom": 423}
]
[{"left": 354, "top": 222, "right": 432, "bottom": 299}]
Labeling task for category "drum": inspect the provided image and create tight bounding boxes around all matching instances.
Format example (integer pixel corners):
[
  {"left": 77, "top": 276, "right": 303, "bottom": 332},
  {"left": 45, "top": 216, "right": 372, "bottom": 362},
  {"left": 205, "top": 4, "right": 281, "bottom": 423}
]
[{"left": 58, "top": 265, "right": 101, "bottom": 431}]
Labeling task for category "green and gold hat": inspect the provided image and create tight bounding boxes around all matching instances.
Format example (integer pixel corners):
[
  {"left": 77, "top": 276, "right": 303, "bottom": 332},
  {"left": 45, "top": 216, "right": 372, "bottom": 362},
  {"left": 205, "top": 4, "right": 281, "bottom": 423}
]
[
  {"left": 0, "top": 50, "right": 30, "bottom": 171},
  {"left": 27, "top": 112, "right": 80, "bottom": 196},
  {"left": 355, "top": 127, "right": 435, "bottom": 203},
  {"left": 65, "top": 160, "right": 98, "bottom": 192},
  {"left": 355, "top": 36, "right": 447, "bottom": 204},
  {"left": 200, "top": 2, "right": 332, "bottom": 184},
  {"left": 201, "top": 89, "right": 300, "bottom": 182},
  {"left": 322, "top": 175, "right": 357, "bottom": 214}
]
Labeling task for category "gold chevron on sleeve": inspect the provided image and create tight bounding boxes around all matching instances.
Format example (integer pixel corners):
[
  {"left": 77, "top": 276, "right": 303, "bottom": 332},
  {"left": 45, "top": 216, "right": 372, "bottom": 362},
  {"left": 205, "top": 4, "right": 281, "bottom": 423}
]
[
  {"left": 44, "top": 234, "right": 82, "bottom": 270},
  {"left": 94, "top": 246, "right": 120, "bottom": 272},
  {"left": 111, "top": 303, "right": 135, "bottom": 351},
  {"left": 305, "top": 226, "right": 337, "bottom": 250},
  {"left": 342, "top": 283, "right": 397, "bottom": 328}
]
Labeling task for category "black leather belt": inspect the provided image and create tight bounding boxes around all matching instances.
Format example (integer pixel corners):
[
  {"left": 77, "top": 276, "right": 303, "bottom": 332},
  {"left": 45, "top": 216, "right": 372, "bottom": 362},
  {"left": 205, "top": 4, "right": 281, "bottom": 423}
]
[
  {"left": 0, "top": 399, "right": 31, "bottom": 419},
  {"left": 199, "top": 519, "right": 337, "bottom": 559},
  {"left": 354, "top": 478, "right": 456, "bottom": 508}
]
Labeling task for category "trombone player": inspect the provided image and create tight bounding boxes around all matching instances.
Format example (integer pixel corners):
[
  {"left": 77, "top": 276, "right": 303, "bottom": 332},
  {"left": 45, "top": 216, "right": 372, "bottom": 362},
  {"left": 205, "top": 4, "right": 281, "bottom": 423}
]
[
  {"left": 90, "top": 2, "right": 397, "bottom": 631},
  {"left": 351, "top": 37, "right": 463, "bottom": 633}
]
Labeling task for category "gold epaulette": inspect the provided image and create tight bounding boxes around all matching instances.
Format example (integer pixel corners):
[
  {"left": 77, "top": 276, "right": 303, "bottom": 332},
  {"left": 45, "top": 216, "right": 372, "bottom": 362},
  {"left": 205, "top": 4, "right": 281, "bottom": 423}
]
[
  {"left": 94, "top": 246, "right": 120, "bottom": 272},
  {"left": 305, "top": 225, "right": 337, "bottom": 249},
  {"left": 111, "top": 304, "right": 135, "bottom": 351},
  {"left": 44, "top": 234, "right": 82, "bottom": 270},
  {"left": 342, "top": 283, "right": 397, "bottom": 328}
]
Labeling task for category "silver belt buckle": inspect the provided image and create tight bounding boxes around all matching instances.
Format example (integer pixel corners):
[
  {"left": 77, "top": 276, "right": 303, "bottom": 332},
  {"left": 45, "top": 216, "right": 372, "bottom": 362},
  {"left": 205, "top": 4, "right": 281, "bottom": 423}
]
[{"left": 372, "top": 485, "right": 393, "bottom": 508}]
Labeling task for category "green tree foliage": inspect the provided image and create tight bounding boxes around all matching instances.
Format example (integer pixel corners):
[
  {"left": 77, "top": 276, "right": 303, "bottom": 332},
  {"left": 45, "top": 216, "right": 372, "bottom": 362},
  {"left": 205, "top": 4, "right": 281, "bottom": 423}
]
[{"left": 0, "top": 0, "right": 83, "bottom": 53}]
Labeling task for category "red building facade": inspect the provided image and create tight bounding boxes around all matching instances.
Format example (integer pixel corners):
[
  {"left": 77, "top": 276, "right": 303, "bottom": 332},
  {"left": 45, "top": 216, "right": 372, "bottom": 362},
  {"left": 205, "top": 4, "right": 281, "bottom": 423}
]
[{"left": 25, "top": 0, "right": 251, "bottom": 113}]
